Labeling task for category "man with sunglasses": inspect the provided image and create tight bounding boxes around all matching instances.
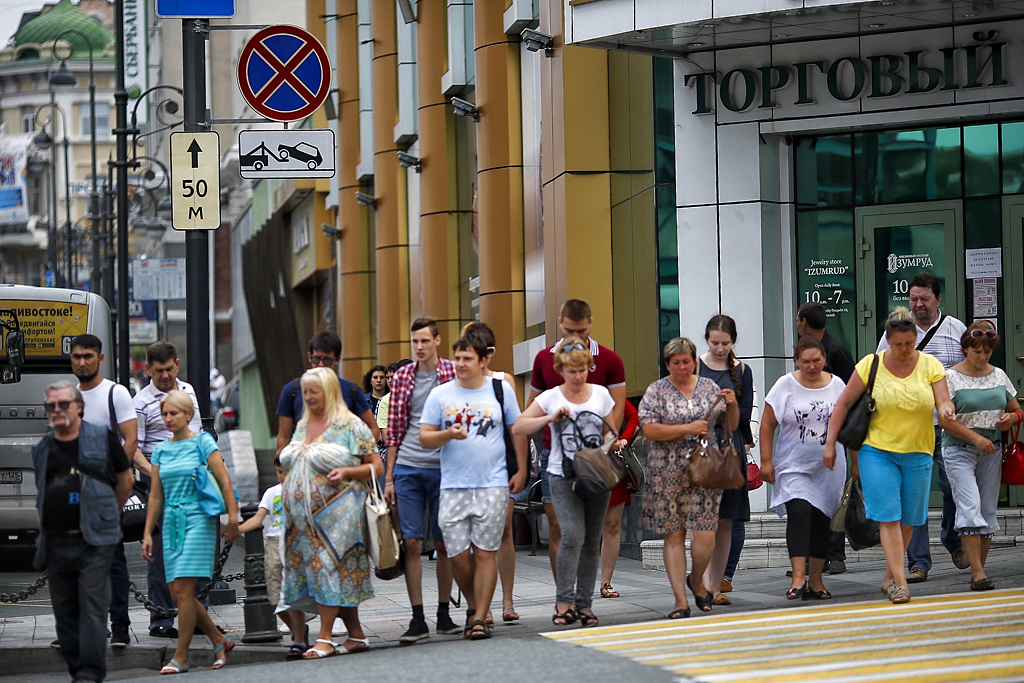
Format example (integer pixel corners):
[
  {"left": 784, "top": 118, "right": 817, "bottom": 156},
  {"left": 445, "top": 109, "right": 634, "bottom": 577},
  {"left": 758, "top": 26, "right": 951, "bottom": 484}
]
[
  {"left": 527, "top": 299, "right": 626, "bottom": 580},
  {"left": 275, "top": 331, "right": 380, "bottom": 455},
  {"left": 877, "top": 272, "right": 968, "bottom": 582},
  {"left": 32, "top": 381, "right": 133, "bottom": 683}
]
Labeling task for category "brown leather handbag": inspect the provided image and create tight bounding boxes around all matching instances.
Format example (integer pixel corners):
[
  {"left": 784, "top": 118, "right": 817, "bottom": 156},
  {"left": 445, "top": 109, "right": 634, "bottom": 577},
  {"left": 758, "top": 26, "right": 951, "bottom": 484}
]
[{"left": 687, "top": 397, "right": 746, "bottom": 490}]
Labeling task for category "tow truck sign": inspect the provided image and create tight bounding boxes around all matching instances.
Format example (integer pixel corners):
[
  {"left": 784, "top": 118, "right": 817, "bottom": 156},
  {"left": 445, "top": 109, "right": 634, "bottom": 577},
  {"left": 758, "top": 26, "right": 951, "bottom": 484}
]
[{"left": 238, "top": 129, "right": 336, "bottom": 179}]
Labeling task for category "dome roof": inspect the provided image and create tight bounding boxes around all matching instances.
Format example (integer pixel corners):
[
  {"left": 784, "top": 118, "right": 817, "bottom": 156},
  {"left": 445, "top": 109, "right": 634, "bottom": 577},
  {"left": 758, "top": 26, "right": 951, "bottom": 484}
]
[{"left": 15, "top": 0, "right": 114, "bottom": 58}]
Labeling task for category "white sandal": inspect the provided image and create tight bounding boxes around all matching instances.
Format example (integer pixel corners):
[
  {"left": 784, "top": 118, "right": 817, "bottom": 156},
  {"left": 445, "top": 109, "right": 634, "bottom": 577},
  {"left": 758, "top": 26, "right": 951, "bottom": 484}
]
[
  {"left": 302, "top": 638, "right": 339, "bottom": 659},
  {"left": 338, "top": 636, "right": 369, "bottom": 654}
]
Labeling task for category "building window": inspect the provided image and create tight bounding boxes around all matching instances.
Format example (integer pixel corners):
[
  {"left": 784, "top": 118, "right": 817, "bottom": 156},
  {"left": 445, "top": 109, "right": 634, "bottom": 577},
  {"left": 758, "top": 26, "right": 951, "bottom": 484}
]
[
  {"left": 21, "top": 106, "right": 36, "bottom": 133},
  {"left": 81, "top": 103, "right": 110, "bottom": 137},
  {"left": 292, "top": 214, "right": 309, "bottom": 254}
]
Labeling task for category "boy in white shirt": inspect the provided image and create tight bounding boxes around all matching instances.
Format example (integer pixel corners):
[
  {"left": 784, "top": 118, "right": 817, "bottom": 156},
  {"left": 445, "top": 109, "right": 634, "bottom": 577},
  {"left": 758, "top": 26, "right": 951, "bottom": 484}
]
[{"left": 238, "top": 459, "right": 306, "bottom": 659}]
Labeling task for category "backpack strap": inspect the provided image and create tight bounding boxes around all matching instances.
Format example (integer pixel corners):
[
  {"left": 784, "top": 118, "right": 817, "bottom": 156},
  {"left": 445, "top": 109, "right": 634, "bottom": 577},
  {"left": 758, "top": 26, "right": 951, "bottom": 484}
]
[
  {"left": 916, "top": 314, "right": 946, "bottom": 352},
  {"left": 108, "top": 383, "right": 118, "bottom": 435},
  {"left": 492, "top": 378, "right": 505, "bottom": 424}
]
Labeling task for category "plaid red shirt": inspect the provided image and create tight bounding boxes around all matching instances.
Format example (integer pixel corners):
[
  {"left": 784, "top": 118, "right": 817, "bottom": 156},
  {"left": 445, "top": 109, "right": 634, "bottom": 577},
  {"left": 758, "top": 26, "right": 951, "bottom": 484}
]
[{"left": 385, "top": 358, "right": 456, "bottom": 448}]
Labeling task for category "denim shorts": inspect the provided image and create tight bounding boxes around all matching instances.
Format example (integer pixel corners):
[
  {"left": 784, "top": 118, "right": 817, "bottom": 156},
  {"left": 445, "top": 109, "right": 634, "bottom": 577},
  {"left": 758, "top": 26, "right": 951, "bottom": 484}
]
[
  {"left": 858, "top": 445, "right": 932, "bottom": 526},
  {"left": 392, "top": 464, "right": 444, "bottom": 542}
]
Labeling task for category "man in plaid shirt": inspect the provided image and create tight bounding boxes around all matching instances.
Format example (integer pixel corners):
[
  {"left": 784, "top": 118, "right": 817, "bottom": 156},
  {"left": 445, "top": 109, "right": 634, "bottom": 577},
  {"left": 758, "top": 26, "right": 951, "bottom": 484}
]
[{"left": 384, "top": 317, "right": 461, "bottom": 643}]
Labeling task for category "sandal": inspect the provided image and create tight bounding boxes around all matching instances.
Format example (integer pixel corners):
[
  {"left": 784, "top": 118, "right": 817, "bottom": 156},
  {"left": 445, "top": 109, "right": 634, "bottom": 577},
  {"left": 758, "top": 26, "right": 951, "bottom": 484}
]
[
  {"left": 551, "top": 609, "right": 577, "bottom": 626},
  {"left": 338, "top": 637, "right": 369, "bottom": 654},
  {"left": 160, "top": 659, "right": 188, "bottom": 675},
  {"left": 666, "top": 608, "right": 691, "bottom": 619},
  {"left": 687, "top": 574, "right": 713, "bottom": 612},
  {"left": 485, "top": 610, "right": 494, "bottom": 625},
  {"left": 286, "top": 642, "right": 308, "bottom": 661},
  {"left": 302, "top": 639, "right": 339, "bottom": 659},
  {"left": 786, "top": 583, "right": 806, "bottom": 600},
  {"left": 713, "top": 593, "right": 731, "bottom": 605},
  {"left": 802, "top": 587, "right": 832, "bottom": 601},
  {"left": 887, "top": 583, "right": 911, "bottom": 604},
  {"left": 211, "top": 639, "right": 234, "bottom": 669},
  {"left": 970, "top": 578, "right": 994, "bottom": 591},
  {"left": 601, "top": 583, "right": 620, "bottom": 599},
  {"left": 502, "top": 607, "right": 519, "bottom": 622},
  {"left": 578, "top": 611, "right": 599, "bottom": 628},
  {"left": 465, "top": 620, "right": 491, "bottom": 640}
]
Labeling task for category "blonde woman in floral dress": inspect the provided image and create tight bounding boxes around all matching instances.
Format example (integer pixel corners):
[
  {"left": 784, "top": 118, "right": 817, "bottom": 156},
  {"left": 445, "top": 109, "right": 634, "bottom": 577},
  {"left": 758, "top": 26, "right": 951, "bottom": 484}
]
[{"left": 280, "top": 367, "right": 382, "bottom": 658}]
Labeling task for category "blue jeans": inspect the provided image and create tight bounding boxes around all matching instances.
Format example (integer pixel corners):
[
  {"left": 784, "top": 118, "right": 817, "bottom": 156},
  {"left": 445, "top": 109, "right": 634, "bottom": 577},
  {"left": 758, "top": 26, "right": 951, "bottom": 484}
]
[
  {"left": 907, "top": 429, "right": 962, "bottom": 572},
  {"left": 108, "top": 542, "right": 130, "bottom": 629},
  {"left": 47, "top": 536, "right": 115, "bottom": 682},
  {"left": 724, "top": 521, "right": 744, "bottom": 581}
]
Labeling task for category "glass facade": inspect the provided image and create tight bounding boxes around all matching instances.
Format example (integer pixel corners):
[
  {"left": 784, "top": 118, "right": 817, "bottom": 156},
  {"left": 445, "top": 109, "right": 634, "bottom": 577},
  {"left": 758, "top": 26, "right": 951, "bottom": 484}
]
[
  {"left": 653, "top": 56, "right": 678, "bottom": 371},
  {"left": 795, "top": 121, "right": 1023, "bottom": 359}
]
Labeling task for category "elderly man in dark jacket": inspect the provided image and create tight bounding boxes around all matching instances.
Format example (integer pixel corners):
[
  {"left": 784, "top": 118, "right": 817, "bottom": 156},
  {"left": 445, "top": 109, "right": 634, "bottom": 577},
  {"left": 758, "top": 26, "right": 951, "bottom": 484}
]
[{"left": 33, "top": 380, "right": 133, "bottom": 683}]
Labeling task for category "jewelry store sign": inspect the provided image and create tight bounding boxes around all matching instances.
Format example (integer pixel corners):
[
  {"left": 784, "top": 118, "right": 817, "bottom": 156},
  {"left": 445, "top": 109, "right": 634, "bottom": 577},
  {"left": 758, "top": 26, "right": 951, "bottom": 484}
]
[{"left": 684, "top": 41, "right": 1007, "bottom": 114}]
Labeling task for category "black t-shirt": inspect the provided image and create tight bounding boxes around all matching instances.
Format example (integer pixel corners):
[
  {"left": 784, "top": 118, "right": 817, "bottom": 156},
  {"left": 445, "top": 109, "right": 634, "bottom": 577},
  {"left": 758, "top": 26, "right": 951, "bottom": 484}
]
[
  {"left": 43, "top": 430, "right": 131, "bottom": 535},
  {"left": 821, "top": 330, "right": 856, "bottom": 384}
]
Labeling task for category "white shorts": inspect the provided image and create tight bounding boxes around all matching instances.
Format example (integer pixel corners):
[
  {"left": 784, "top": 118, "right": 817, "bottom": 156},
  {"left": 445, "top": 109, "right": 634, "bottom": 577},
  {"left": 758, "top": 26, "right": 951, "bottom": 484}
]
[{"left": 439, "top": 487, "right": 508, "bottom": 557}]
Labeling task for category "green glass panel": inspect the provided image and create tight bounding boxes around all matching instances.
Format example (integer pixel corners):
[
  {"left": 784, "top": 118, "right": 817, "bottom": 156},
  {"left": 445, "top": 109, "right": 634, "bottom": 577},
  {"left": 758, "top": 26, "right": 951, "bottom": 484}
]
[
  {"left": 964, "top": 124, "right": 999, "bottom": 197},
  {"left": 873, "top": 222, "right": 947, "bottom": 321},
  {"left": 796, "top": 209, "right": 857, "bottom": 356},
  {"left": 1002, "top": 121, "right": 1024, "bottom": 194},
  {"left": 653, "top": 58, "right": 678, "bottom": 372},
  {"left": 855, "top": 128, "right": 961, "bottom": 204},
  {"left": 964, "top": 198, "right": 1005, "bottom": 368},
  {"left": 795, "top": 135, "right": 852, "bottom": 208}
]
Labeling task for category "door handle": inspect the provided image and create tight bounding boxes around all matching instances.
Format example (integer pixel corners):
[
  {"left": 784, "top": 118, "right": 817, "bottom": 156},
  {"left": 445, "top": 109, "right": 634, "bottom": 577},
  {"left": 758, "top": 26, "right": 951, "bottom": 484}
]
[{"left": 1016, "top": 356, "right": 1024, "bottom": 361}]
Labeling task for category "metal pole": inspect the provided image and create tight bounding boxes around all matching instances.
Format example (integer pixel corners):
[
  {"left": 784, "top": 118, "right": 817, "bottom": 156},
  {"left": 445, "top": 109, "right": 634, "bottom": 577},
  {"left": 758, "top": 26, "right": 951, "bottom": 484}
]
[
  {"left": 62, "top": 134, "right": 72, "bottom": 288},
  {"left": 47, "top": 91, "right": 61, "bottom": 287},
  {"left": 182, "top": 17, "right": 213, "bottom": 428},
  {"left": 88, "top": 50, "right": 101, "bottom": 297},
  {"left": 115, "top": 0, "right": 130, "bottom": 387},
  {"left": 105, "top": 157, "right": 116, "bottom": 357}
]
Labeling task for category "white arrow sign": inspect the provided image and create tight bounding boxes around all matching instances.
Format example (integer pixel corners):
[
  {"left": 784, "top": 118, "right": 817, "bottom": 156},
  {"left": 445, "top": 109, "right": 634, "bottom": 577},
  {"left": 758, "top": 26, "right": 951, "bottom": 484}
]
[
  {"left": 238, "top": 129, "right": 336, "bottom": 179},
  {"left": 170, "top": 131, "right": 221, "bottom": 230}
]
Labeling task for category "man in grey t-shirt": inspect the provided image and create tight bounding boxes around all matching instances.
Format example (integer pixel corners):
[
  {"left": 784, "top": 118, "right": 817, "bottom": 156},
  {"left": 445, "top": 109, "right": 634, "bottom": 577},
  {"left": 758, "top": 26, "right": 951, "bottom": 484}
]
[{"left": 383, "top": 318, "right": 461, "bottom": 643}]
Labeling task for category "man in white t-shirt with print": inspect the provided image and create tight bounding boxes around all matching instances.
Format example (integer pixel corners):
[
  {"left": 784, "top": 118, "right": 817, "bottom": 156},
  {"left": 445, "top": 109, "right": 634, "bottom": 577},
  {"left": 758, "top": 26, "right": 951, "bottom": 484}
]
[
  {"left": 420, "top": 328, "right": 527, "bottom": 640},
  {"left": 70, "top": 334, "right": 137, "bottom": 649}
]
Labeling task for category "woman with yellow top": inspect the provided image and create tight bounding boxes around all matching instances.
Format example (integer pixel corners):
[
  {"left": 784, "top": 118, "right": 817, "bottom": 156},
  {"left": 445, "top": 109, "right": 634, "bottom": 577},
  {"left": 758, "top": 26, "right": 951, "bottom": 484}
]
[{"left": 824, "top": 307, "right": 955, "bottom": 604}]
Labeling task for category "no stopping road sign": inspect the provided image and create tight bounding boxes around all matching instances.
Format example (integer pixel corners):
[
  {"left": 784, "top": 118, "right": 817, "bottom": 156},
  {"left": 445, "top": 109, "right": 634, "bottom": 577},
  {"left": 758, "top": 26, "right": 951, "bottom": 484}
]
[{"left": 237, "top": 25, "right": 332, "bottom": 123}]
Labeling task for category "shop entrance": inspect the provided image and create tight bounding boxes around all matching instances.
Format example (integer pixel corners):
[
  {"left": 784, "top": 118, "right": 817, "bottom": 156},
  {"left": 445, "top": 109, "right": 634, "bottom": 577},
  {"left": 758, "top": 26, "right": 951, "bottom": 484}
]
[{"left": 854, "top": 201, "right": 965, "bottom": 353}]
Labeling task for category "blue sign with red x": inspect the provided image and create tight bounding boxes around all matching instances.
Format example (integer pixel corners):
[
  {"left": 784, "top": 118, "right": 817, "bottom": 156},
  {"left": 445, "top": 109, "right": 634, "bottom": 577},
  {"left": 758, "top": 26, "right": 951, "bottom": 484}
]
[{"left": 236, "top": 25, "right": 332, "bottom": 123}]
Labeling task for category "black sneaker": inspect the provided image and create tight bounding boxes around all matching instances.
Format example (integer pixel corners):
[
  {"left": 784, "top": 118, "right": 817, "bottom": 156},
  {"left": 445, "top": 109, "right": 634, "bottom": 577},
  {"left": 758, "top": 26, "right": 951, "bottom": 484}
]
[
  {"left": 50, "top": 639, "right": 60, "bottom": 649},
  {"left": 435, "top": 612, "right": 462, "bottom": 635},
  {"left": 110, "top": 626, "right": 130, "bottom": 648},
  {"left": 398, "top": 618, "right": 430, "bottom": 643}
]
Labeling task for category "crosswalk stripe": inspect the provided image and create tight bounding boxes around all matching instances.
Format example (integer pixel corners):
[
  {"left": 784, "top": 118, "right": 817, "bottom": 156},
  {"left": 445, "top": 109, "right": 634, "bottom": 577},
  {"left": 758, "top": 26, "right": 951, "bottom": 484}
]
[{"left": 542, "top": 588, "right": 1024, "bottom": 683}]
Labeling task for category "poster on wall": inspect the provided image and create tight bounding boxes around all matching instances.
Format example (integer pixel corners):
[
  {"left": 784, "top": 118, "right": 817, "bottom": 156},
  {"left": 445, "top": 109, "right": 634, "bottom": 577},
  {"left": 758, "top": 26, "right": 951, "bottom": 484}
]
[
  {"left": 0, "top": 134, "right": 32, "bottom": 226},
  {"left": 873, "top": 223, "right": 946, "bottom": 332},
  {"left": 797, "top": 211, "right": 857, "bottom": 355}
]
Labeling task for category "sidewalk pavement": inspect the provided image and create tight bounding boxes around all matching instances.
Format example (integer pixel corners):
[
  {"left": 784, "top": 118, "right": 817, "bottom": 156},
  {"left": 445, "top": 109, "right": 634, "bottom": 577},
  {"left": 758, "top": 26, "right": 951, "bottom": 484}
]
[{"left": 2, "top": 544, "right": 1021, "bottom": 678}]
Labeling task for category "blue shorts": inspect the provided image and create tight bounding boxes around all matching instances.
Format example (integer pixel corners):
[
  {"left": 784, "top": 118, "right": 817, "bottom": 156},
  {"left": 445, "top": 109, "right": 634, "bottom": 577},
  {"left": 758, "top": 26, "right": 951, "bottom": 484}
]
[
  {"left": 393, "top": 464, "right": 444, "bottom": 543},
  {"left": 858, "top": 445, "right": 933, "bottom": 526},
  {"left": 540, "top": 448, "right": 552, "bottom": 504}
]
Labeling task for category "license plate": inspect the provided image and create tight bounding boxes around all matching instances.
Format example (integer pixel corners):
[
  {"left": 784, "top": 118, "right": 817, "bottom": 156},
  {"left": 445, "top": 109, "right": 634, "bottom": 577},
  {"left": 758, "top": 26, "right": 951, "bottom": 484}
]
[{"left": 0, "top": 470, "right": 23, "bottom": 485}]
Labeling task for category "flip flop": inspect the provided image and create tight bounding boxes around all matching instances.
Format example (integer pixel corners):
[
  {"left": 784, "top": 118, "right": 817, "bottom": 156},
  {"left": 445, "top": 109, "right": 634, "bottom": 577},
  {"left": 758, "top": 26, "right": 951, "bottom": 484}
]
[
  {"left": 211, "top": 639, "right": 234, "bottom": 669},
  {"left": 338, "top": 637, "right": 370, "bottom": 654},
  {"left": 160, "top": 658, "right": 188, "bottom": 675},
  {"left": 302, "top": 639, "right": 339, "bottom": 659}
]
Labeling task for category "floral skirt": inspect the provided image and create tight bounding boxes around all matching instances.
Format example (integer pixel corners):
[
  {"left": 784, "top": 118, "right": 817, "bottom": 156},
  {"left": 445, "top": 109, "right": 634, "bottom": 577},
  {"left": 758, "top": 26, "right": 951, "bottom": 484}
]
[{"left": 641, "top": 445, "right": 722, "bottom": 534}]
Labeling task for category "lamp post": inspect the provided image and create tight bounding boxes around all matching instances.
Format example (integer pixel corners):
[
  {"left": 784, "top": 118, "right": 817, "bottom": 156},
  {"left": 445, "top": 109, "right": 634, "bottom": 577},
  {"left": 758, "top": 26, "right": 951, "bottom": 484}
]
[
  {"left": 51, "top": 30, "right": 102, "bottom": 297},
  {"left": 33, "top": 100, "right": 72, "bottom": 288}
]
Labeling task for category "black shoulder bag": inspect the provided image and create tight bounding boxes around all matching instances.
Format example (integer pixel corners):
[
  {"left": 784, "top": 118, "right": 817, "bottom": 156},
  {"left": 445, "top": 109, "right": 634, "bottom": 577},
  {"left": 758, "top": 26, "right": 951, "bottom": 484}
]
[
  {"left": 837, "top": 353, "right": 880, "bottom": 450},
  {"left": 492, "top": 378, "right": 519, "bottom": 477},
  {"left": 109, "top": 384, "right": 149, "bottom": 542}
]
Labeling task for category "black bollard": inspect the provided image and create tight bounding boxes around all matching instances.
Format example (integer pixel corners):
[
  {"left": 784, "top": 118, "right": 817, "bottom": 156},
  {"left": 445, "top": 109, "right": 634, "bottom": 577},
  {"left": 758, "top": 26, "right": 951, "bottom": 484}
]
[{"left": 239, "top": 503, "right": 283, "bottom": 643}]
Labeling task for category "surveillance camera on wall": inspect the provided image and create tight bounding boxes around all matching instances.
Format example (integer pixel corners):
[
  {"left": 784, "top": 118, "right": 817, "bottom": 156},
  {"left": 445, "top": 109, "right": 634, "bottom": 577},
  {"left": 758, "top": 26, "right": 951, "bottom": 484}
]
[
  {"left": 355, "top": 191, "right": 377, "bottom": 209},
  {"left": 397, "top": 152, "right": 422, "bottom": 172},
  {"left": 521, "top": 28, "right": 553, "bottom": 56},
  {"left": 451, "top": 97, "right": 480, "bottom": 121}
]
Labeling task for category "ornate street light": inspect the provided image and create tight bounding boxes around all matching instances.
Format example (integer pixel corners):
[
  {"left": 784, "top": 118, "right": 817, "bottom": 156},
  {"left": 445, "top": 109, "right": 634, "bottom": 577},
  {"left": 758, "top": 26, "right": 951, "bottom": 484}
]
[{"left": 34, "top": 101, "right": 73, "bottom": 288}]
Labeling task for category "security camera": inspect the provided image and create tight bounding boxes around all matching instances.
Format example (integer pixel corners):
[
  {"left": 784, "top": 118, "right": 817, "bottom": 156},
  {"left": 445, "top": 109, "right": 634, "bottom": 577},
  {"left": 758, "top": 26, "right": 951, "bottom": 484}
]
[
  {"left": 451, "top": 97, "right": 479, "bottom": 121},
  {"left": 355, "top": 191, "right": 377, "bottom": 209},
  {"left": 521, "top": 28, "right": 553, "bottom": 56},
  {"left": 397, "top": 152, "right": 422, "bottom": 172},
  {"left": 321, "top": 223, "right": 342, "bottom": 238}
]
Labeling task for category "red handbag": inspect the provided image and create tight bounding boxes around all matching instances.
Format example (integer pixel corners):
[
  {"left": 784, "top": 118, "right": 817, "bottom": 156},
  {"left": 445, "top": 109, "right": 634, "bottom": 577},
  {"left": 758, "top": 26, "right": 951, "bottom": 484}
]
[
  {"left": 1002, "top": 410, "right": 1024, "bottom": 486},
  {"left": 746, "top": 453, "right": 763, "bottom": 491}
]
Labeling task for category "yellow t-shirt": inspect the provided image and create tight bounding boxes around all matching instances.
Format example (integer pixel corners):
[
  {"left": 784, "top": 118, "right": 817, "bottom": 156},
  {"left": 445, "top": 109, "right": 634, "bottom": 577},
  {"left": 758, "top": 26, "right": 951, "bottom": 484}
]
[{"left": 856, "top": 351, "right": 945, "bottom": 455}]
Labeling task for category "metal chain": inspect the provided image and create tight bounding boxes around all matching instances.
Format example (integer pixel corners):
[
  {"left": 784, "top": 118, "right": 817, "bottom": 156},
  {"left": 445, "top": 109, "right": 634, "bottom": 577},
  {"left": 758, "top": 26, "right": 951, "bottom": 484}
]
[
  {"left": 0, "top": 573, "right": 48, "bottom": 603},
  {"left": 128, "top": 541, "right": 234, "bottom": 617}
]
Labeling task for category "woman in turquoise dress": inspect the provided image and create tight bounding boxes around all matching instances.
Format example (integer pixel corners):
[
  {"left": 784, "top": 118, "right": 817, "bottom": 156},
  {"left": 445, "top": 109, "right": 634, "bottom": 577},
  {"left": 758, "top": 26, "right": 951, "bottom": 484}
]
[
  {"left": 280, "top": 366, "right": 382, "bottom": 658},
  {"left": 142, "top": 390, "right": 239, "bottom": 674}
]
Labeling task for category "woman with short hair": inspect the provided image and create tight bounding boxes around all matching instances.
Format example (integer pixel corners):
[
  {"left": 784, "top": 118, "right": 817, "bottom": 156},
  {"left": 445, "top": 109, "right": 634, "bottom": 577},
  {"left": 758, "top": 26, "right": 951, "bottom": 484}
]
[
  {"left": 825, "top": 307, "right": 955, "bottom": 604},
  {"left": 639, "top": 337, "right": 738, "bottom": 618},
  {"left": 938, "top": 320, "right": 1021, "bottom": 591},
  {"left": 760, "top": 335, "right": 847, "bottom": 600},
  {"left": 280, "top": 367, "right": 382, "bottom": 657}
]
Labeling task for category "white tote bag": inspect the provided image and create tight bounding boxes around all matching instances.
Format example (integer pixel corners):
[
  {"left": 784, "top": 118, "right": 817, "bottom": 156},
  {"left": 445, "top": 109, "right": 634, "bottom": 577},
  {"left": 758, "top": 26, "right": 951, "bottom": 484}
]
[{"left": 364, "top": 473, "right": 401, "bottom": 573}]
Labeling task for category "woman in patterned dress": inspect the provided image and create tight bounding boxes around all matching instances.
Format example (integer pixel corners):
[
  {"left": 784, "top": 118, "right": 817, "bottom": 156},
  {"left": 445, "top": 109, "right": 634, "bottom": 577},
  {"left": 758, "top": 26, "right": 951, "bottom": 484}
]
[
  {"left": 279, "top": 367, "right": 382, "bottom": 658},
  {"left": 142, "top": 391, "right": 239, "bottom": 674},
  {"left": 639, "top": 338, "right": 738, "bottom": 618}
]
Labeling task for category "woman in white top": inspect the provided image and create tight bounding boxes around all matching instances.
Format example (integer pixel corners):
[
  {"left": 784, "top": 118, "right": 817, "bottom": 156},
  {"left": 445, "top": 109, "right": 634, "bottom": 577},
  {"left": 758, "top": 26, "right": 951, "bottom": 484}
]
[
  {"left": 513, "top": 338, "right": 624, "bottom": 628},
  {"left": 760, "top": 335, "right": 847, "bottom": 600}
]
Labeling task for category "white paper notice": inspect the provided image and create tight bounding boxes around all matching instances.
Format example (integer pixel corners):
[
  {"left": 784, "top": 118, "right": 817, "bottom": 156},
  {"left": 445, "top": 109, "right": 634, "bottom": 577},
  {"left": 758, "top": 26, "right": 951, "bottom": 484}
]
[
  {"left": 973, "top": 277, "right": 998, "bottom": 317},
  {"left": 966, "top": 248, "right": 1002, "bottom": 278}
]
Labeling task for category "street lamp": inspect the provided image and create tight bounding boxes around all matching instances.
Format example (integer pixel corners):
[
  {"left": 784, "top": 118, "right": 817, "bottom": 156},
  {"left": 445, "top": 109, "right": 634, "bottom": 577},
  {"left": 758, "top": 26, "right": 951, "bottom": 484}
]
[
  {"left": 52, "top": 30, "right": 102, "bottom": 298},
  {"left": 33, "top": 101, "right": 72, "bottom": 288}
]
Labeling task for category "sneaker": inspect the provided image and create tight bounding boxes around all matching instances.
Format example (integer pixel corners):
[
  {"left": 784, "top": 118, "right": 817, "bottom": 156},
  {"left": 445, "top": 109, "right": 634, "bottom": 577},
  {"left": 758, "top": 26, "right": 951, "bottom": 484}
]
[
  {"left": 50, "top": 639, "right": 60, "bottom": 649},
  {"left": 906, "top": 567, "right": 928, "bottom": 583},
  {"left": 951, "top": 549, "right": 970, "bottom": 570},
  {"left": 110, "top": 626, "right": 130, "bottom": 648},
  {"left": 435, "top": 612, "right": 462, "bottom": 635},
  {"left": 720, "top": 578, "right": 733, "bottom": 593},
  {"left": 398, "top": 618, "right": 430, "bottom": 643},
  {"left": 828, "top": 560, "right": 847, "bottom": 575}
]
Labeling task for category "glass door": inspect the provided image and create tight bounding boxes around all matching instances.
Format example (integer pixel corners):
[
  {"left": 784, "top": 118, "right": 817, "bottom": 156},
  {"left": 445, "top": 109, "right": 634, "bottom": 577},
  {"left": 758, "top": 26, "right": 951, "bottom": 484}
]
[
  {"left": 1002, "top": 197, "right": 1024, "bottom": 505},
  {"left": 854, "top": 201, "right": 964, "bottom": 354}
]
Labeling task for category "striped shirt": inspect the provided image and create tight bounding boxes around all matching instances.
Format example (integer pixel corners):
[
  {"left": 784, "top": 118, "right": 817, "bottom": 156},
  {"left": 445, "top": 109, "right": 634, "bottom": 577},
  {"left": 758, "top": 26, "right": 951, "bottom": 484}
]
[
  {"left": 134, "top": 379, "right": 203, "bottom": 458},
  {"left": 876, "top": 314, "right": 967, "bottom": 370}
]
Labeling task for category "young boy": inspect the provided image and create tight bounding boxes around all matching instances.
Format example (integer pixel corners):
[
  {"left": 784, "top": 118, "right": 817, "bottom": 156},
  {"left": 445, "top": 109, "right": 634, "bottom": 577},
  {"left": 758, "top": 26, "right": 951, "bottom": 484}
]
[
  {"left": 238, "top": 459, "right": 307, "bottom": 659},
  {"left": 419, "top": 325, "right": 527, "bottom": 640}
]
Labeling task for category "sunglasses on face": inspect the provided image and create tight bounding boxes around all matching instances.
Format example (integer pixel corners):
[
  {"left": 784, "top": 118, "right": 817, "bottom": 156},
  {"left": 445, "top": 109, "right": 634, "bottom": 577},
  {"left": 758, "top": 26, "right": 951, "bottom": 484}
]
[
  {"left": 970, "top": 329, "right": 997, "bottom": 339},
  {"left": 44, "top": 400, "right": 73, "bottom": 413},
  {"left": 309, "top": 355, "right": 336, "bottom": 366},
  {"left": 559, "top": 342, "right": 587, "bottom": 354}
]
